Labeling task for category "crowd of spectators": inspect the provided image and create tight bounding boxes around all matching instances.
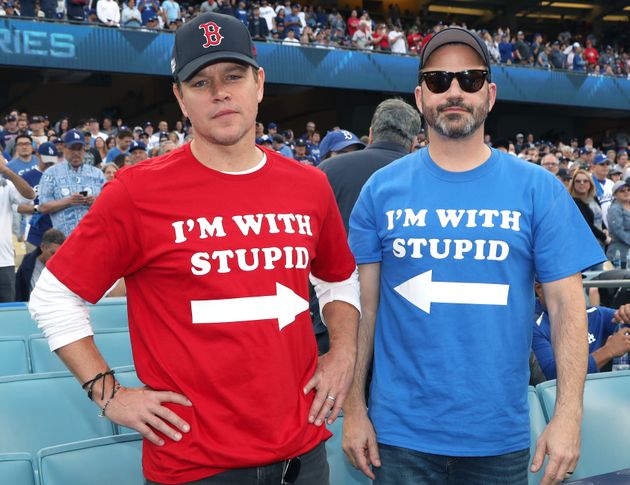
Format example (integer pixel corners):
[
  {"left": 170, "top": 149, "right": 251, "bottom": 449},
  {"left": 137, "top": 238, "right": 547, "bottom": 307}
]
[
  {"left": 1, "top": 0, "right": 629, "bottom": 77},
  {"left": 2, "top": 106, "right": 630, "bottom": 303}
]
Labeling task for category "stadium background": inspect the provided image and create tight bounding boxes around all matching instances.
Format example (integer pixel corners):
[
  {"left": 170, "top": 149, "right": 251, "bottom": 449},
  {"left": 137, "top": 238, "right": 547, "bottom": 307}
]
[{"left": 1, "top": 0, "right": 630, "bottom": 142}]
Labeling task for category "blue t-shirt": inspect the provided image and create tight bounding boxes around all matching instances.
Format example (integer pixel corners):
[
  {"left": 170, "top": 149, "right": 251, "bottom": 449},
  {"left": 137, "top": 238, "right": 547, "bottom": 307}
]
[
  {"left": 349, "top": 147, "right": 605, "bottom": 456},
  {"left": 499, "top": 41, "right": 513, "bottom": 63},
  {"left": 21, "top": 168, "right": 52, "bottom": 247},
  {"left": 8, "top": 156, "right": 37, "bottom": 177},
  {"left": 533, "top": 307, "right": 627, "bottom": 379}
]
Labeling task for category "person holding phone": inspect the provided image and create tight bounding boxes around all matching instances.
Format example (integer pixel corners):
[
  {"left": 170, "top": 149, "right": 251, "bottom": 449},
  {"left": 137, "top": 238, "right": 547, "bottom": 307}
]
[{"left": 38, "top": 129, "right": 105, "bottom": 236}]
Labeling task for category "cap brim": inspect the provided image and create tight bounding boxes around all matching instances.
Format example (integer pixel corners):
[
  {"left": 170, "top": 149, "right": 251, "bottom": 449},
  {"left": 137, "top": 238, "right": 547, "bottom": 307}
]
[
  {"left": 422, "top": 29, "right": 489, "bottom": 70},
  {"left": 331, "top": 140, "right": 365, "bottom": 153},
  {"left": 177, "top": 52, "right": 259, "bottom": 82},
  {"left": 40, "top": 155, "right": 57, "bottom": 164}
]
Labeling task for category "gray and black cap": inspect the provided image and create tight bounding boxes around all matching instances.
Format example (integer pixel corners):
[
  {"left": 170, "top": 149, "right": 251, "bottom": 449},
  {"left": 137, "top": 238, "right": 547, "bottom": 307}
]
[
  {"left": 420, "top": 27, "right": 492, "bottom": 78},
  {"left": 172, "top": 12, "right": 259, "bottom": 83}
]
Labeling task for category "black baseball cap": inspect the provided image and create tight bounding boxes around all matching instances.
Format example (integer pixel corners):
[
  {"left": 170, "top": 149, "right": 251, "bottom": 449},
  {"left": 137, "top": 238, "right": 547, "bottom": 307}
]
[
  {"left": 172, "top": 12, "right": 259, "bottom": 83},
  {"left": 420, "top": 27, "right": 491, "bottom": 78}
]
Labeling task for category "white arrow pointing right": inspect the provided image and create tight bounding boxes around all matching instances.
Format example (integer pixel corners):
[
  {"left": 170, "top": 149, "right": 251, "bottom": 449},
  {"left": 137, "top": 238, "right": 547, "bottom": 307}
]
[
  {"left": 394, "top": 270, "right": 509, "bottom": 315},
  {"left": 191, "top": 282, "right": 309, "bottom": 331}
]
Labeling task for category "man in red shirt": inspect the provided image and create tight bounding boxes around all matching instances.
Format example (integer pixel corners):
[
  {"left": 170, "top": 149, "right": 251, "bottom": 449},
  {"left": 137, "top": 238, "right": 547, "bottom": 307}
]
[
  {"left": 584, "top": 39, "right": 599, "bottom": 68},
  {"left": 30, "top": 12, "right": 360, "bottom": 485}
]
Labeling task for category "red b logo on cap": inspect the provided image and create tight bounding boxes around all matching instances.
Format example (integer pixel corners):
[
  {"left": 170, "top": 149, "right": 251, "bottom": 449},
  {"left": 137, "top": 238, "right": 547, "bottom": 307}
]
[{"left": 199, "top": 21, "right": 223, "bottom": 48}]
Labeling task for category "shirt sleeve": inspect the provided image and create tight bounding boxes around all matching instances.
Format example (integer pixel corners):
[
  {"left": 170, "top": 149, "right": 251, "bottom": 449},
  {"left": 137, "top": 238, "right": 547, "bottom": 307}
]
[
  {"left": 533, "top": 181, "right": 606, "bottom": 283},
  {"left": 38, "top": 170, "right": 56, "bottom": 205},
  {"left": 309, "top": 176, "right": 356, "bottom": 283},
  {"left": 46, "top": 176, "right": 145, "bottom": 303},
  {"left": 531, "top": 313, "right": 557, "bottom": 380},
  {"left": 349, "top": 180, "right": 382, "bottom": 264}
]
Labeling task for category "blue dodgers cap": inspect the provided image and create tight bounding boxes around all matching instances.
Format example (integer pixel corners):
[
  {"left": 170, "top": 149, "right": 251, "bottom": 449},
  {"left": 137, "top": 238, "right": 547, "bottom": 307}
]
[
  {"left": 129, "top": 140, "right": 147, "bottom": 152},
  {"left": 593, "top": 153, "right": 609, "bottom": 165},
  {"left": 62, "top": 129, "right": 85, "bottom": 147},
  {"left": 172, "top": 12, "right": 258, "bottom": 82},
  {"left": 319, "top": 129, "right": 365, "bottom": 160},
  {"left": 37, "top": 141, "right": 59, "bottom": 164}
]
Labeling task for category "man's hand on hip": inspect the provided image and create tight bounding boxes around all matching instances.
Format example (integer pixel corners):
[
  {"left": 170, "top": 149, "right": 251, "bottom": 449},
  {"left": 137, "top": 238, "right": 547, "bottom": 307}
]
[{"left": 103, "top": 386, "right": 193, "bottom": 446}]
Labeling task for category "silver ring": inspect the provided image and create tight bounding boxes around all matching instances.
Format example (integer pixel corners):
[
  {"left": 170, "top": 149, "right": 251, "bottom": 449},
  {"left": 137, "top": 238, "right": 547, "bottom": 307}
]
[{"left": 326, "top": 395, "right": 336, "bottom": 402}]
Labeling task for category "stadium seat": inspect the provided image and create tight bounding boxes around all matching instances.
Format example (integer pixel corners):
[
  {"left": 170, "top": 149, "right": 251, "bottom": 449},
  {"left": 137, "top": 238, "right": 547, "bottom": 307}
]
[
  {"left": 89, "top": 297, "right": 129, "bottom": 330},
  {"left": 537, "top": 371, "right": 630, "bottom": 479},
  {"left": 0, "top": 452, "right": 36, "bottom": 485},
  {"left": 0, "top": 305, "right": 40, "bottom": 338},
  {"left": 0, "top": 336, "right": 30, "bottom": 376},
  {"left": 0, "top": 298, "right": 129, "bottom": 340},
  {"left": 326, "top": 415, "right": 371, "bottom": 485},
  {"left": 528, "top": 386, "right": 548, "bottom": 485},
  {"left": 0, "top": 372, "right": 115, "bottom": 458},
  {"left": 29, "top": 329, "right": 133, "bottom": 373},
  {"left": 38, "top": 434, "right": 143, "bottom": 485}
]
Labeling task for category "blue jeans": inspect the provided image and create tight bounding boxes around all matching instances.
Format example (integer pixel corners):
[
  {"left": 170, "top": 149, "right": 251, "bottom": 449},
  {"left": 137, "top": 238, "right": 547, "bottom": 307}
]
[
  {"left": 374, "top": 443, "right": 529, "bottom": 485},
  {"left": 145, "top": 441, "right": 329, "bottom": 485}
]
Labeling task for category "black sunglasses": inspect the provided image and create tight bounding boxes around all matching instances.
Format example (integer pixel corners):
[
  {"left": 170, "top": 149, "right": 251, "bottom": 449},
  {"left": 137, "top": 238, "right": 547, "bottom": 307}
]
[{"left": 420, "top": 70, "right": 489, "bottom": 94}]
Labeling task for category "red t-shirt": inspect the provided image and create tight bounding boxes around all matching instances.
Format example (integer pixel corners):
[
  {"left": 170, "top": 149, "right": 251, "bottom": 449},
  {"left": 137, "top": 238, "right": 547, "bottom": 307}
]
[
  {"left": 47, "top": 145, "right": 356, "bottom": 484},
  {"left": 347, "top": 17, "right": 359, "bottom": 37},
  {"left": 584, "top": 47, "right": 598, "bottom": 65}
]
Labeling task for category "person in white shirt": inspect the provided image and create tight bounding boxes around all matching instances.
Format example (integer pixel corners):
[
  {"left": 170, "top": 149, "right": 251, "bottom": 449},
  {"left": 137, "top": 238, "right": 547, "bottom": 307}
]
[
  {"left": 388, "top": 24, "right": 407, "bottom": 54},
  {"left": 0, "top": 154, "right": 36, "bottom": 301},
  {"left": 121, "top": 0, "right": 142, "bottom": 27},
  {"left": 258, "top": 0, "right": 275, "bottom": 31},
  {"left": 97, "top": 0, "right": 120, "bottom": 26},
  {"left": 282, "top": 29, "right": 299, "bottom": 46}
]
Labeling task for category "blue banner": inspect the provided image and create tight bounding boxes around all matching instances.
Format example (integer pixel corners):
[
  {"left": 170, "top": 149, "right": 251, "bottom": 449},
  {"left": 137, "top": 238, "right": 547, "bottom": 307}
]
[{"left": 1, "top": 18, "right": 629, "bottom": 111}]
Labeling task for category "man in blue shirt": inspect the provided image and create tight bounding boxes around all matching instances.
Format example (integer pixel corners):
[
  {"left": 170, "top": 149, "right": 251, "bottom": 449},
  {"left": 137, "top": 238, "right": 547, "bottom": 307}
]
[
  {"left": 17, "top": 142, "right": 59, "bottom": 251},
  {"left": 38, "top": 130, "right": 106, "bottom": 236},
  {"left": 344, "top": 27, "right": 606, "bottom": 485},
  {"left": 8, "top": 134, "right": 37, "bottom": 176},
  {"left": 105, "top": 129, "right": 134, "bottom": 164},
  {"left": 532, "top": 282, "right": 630, "bottom": 379}
]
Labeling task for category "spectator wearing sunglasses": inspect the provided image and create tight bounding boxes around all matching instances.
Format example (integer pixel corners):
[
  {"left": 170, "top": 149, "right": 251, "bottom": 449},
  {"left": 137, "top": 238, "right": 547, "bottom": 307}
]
[{"left": 344, "top": 27, "right": 605, "bottom": 485}]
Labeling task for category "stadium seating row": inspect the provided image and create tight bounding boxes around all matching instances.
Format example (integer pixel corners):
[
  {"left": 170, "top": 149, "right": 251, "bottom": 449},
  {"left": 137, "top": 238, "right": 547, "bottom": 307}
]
[
  {"left": 0, "top": 371, "right": 628, "bottom": 484},
  {"left": 0, "top": 297, "right": 129, "bottom": 338},
  {"left": 0, "top": 329, "right": 133, "bottom": 377}
]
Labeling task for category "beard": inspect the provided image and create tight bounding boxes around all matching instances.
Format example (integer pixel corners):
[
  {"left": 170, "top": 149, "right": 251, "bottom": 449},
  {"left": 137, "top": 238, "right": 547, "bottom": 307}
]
[{"left": 423, "top": 93, "right": 489, "bottom": 139}]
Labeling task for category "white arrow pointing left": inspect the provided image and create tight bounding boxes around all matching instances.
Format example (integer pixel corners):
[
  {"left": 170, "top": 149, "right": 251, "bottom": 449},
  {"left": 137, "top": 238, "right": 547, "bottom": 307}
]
[
  {"left": 394, "top": 270, "right": 509, "bottom": 315},
  {"left": 191, "top": 282, "right": 309, "bottom": 331}
]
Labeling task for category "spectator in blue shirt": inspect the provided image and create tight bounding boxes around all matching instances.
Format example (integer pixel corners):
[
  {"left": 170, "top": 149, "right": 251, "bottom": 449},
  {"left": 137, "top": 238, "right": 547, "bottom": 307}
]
[
  {"left": 161, "top": 0, "right": 180, "bottom": 23},
  {"left": 532, "top": 281, "right": 630, "bottom": 380},
  {"left": 105, "top": 129, "right": 134, "bottom": 163},
  {"left": 498, "top": 34, "right": 513, "bottom": 64},
  {"left": 138, "top": 0, "right": 160, "bottom": 25},
  {"left": 272, "top": 134, "right": 293, "bottom": 159},
  {"left": 8, "top": 134, "right": 37, "bottom": 176}
]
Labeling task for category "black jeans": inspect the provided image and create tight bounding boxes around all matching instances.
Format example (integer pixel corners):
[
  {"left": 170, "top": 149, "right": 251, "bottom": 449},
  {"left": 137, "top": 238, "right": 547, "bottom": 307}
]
[
  {"left": 0, "top": 266, "right": 15, "bottom": 302},
  {"left": 145, "top": 441, "right": 329, "bottom": 485}
]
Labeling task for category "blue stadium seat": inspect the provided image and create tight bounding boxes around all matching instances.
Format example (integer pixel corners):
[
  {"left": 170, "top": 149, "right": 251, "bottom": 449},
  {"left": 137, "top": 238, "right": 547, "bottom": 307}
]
[
  {"left": 326, "top": 415, "right": 372, "bottom": 485},
  {"left": 89, "top": 297, "right": 129, "bottom": 331},
  {"left": 528, "top": 386, "right": 548, "bottom": 485},
  {"left": 537, "top": 371, "right": 630, "bottom": 479},
  {"left": 0, "top": 452, "right": 36, "bottom": 485},
  {"left": 0, "top": 298, "right": 128, "bottom": 339},
  {"left": 0, "top": 372, "right": 115, "bottom": 458},
  {"left": 29, "top": 329, "right": 133, "bottom": 373},
  {"left": 0, "top": 336, "right": 30, "bottom": 376},
  {"left": 38, "top": 434, "right": 143, "bottom": 485},
  {"left": 0, "top": 305, "right": 40, "bottom": 338}
]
